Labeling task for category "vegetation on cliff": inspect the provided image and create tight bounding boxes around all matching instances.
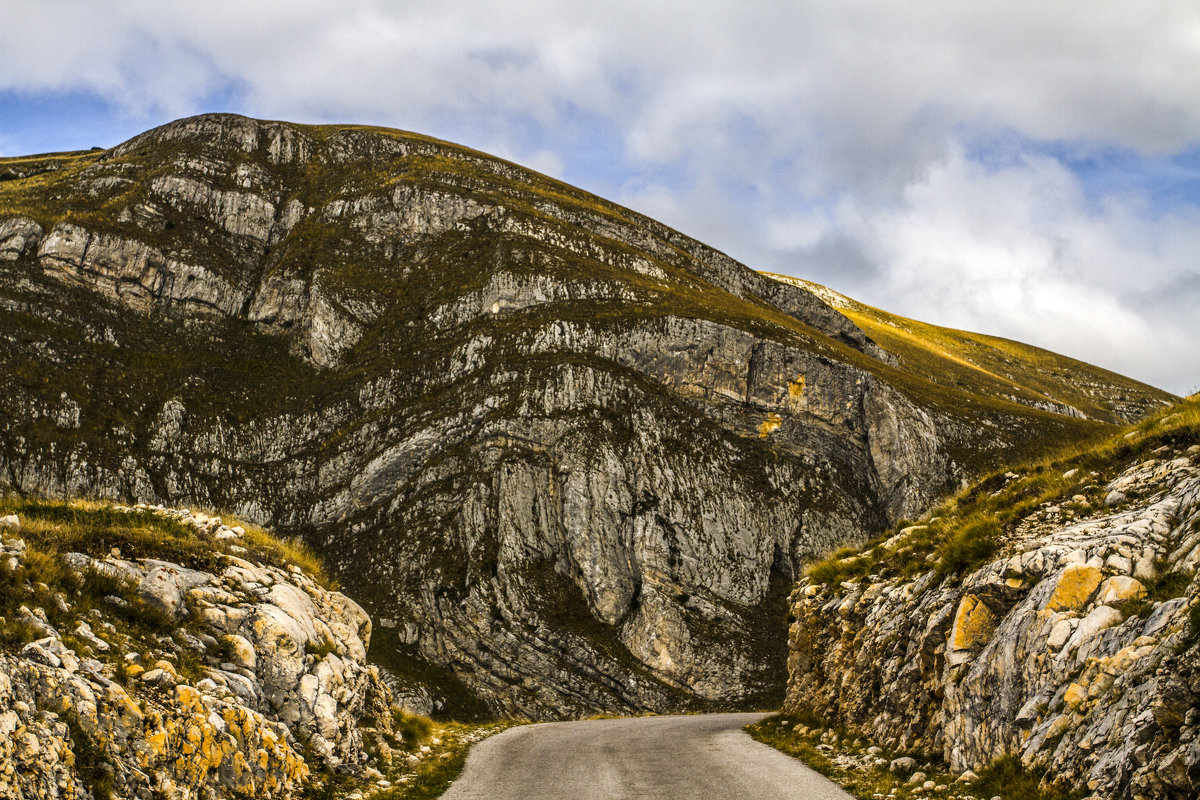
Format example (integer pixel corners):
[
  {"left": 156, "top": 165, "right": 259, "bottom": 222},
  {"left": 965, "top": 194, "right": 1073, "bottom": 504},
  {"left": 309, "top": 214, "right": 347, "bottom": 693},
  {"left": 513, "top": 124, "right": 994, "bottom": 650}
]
[
  {"left": 781, "top": 395, "right": 1200, "bottom": 799},
  {"left": 0, "top": 496, "right": 513, "bottom": 799}
]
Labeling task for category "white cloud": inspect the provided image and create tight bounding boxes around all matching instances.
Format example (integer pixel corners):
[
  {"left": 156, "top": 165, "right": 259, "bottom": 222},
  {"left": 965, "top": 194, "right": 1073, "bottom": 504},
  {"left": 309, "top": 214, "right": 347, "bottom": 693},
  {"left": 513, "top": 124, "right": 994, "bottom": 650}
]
[
  {"left": 1, "top": 0, "right": 1199, "bottom": 391},
  {"left": 793, "top": 145, "right": 1200, "bottom": 393}
]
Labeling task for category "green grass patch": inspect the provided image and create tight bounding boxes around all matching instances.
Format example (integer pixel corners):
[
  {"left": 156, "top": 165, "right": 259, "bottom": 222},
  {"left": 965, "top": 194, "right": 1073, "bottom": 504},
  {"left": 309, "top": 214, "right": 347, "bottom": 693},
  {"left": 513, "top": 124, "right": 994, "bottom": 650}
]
[
  {"left": 969, "top": 754, "right": 1085, "bottom": 800},
  {"left": 933, "top": 518, "right": 1000, "bottom": 581},
  {"left": 390, "top": 707, "right": 436, "bottom": 752},
  {"left": 806, "top": 395, "right": 1200, "bottom": 591}
]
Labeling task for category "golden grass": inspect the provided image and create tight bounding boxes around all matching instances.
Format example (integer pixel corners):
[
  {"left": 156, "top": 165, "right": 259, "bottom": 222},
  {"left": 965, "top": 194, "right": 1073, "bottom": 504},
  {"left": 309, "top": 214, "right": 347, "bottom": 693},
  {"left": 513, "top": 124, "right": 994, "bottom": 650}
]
[
  {"left": 0, "top": 495, "right": 335, "bottom": 588},
  {"left": 761, "top": 272, "right": 1175, "bottom": 426}
]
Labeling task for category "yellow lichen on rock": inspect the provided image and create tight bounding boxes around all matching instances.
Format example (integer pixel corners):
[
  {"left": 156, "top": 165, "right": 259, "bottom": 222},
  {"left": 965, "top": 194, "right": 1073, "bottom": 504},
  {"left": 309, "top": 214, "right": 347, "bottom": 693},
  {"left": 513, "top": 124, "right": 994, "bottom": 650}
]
[
  {"left": 173, "top": 684, "right": 205, "bottom": 715},
  {"left": 1064, "top": 681, "right": 1088, "bottom": 710},
  {"left": 785, "top": 375, "right": 807, "bottom": 413},
  {"left": 758, "top": 412, "right": 783, "bottom": 438},
  {"left": 1043, "top": 564, "right": 1103, "bottom": 612},
  {"left": 951, "top": 594, "right": 999, "bottom": 650}
]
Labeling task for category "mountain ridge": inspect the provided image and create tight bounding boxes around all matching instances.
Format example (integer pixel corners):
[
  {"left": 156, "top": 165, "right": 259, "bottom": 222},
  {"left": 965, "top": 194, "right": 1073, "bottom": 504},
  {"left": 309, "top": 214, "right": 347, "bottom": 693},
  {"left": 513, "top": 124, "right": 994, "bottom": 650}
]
[{"left": 0, "top": 113, "right": 1174, "bottom": 718}]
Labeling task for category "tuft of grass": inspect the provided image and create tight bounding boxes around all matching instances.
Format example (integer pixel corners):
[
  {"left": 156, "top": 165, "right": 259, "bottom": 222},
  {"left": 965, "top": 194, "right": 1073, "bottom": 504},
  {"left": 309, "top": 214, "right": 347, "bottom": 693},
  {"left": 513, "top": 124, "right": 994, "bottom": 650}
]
[
  {"left": 305, "top": 638, "right": 339, "bottom": 659},
  {"left": 390, "top": 707, "right": 435, "bottom": 752},
  {"left": 807, "top": 547, "right": 873, "bottom": 585},
  {"left": 240, "top": 526, "right": 336, "bottom": 589},
  {"left": 1144, "top": 569, "right": 1193, "bottom": 602},
  {"left": 933, "top": 518, "right": 1000, "bottom": 581}
]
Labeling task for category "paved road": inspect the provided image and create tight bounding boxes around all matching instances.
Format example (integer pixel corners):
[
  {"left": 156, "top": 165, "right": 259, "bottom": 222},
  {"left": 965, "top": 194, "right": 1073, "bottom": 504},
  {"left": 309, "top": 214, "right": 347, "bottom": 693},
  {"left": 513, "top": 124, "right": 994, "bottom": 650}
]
[{"left": 441, "top": 712, "right": 853, "bottom": 800}]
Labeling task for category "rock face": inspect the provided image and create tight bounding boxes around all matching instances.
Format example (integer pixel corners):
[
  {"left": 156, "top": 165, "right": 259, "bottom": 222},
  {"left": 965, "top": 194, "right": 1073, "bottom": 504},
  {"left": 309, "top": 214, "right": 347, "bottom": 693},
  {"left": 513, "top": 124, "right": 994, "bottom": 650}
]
[
  {"left": 0, "top": 113, "right": 1173, "bottom": 718},
  {"left": 0, "top": 505, "right": 391, "bottom": 800},
  {"left": 785, "top": 441, "right": 1200, "bottom": 799}
]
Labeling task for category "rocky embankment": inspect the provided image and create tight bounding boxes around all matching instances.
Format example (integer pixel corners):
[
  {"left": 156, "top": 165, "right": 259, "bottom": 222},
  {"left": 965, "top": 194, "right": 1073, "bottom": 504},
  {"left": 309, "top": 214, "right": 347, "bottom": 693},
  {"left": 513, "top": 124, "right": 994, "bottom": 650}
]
[
  {"left": 0, "top": 504, "right": 399, "bottom": 800},
  {"left": 786, "top": 434, "right": 1200, "bottom": 799}
]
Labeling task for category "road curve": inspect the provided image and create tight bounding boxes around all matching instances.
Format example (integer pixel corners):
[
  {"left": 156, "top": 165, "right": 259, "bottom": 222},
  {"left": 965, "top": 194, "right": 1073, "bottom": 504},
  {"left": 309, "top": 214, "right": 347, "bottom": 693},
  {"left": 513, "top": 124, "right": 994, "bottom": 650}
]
[{"left": 440, "top": 712, "right": 853, "bottom": 800}]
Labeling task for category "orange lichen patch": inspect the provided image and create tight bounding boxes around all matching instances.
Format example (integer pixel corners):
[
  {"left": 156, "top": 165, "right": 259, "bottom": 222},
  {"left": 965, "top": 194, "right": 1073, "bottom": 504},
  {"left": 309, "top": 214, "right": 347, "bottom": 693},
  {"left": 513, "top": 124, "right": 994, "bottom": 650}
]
[
  {"left": 1064, "top": 682, "right": 1088, "bottom": 710},
  {"left": 951, "top": 594, "right": 999, "bottom": 651},
  {"left": 1044, "top": 565, "right": 1102, "bottom": 612},
  {"left": 758, "top": 412, "right": 783, "bottom": 438},
  {"left": 788, "top": 375, "right": 806, "bottom": 398}
]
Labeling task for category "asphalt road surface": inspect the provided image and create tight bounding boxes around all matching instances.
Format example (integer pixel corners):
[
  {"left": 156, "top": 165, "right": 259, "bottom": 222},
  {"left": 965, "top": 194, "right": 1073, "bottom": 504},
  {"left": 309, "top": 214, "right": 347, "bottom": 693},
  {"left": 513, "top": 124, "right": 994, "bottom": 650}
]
[{"left": 440, "top": 712, "right": 854, "bottom": 800}]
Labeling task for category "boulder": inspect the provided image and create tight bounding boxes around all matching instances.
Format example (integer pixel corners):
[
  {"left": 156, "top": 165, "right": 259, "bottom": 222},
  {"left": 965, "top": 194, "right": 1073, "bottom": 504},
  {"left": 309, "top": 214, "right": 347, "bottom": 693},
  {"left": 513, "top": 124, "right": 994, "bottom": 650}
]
[
  {"left": 1044, "top": 564, "right": 1103, "bottom": 612},
  {"left": 1064, "top": 605, "right": 1125, "bottom": 652},
  {"left": 1096, "top": 576, "right": 1146, "bottom": 605}
]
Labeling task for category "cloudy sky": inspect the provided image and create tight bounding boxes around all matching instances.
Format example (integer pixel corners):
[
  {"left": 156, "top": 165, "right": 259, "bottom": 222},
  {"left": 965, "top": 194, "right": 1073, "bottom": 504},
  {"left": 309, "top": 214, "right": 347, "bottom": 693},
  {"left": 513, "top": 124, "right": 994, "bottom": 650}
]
[{"left": 2, "top": 1, "right": 1198, "bottom": 394}]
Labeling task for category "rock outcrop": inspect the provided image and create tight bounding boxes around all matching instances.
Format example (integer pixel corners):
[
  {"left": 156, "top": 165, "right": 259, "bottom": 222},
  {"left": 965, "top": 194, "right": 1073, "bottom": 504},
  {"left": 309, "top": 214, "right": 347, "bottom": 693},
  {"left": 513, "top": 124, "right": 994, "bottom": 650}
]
[
  {"left": 786, "top": 427, "right": 1200, "bottom": 798},
  {"left": 0, "top": 506, "right": 393, "bottom": 800},
  {"left": 0, "top": 113, "right": 1173, "bottom": 717}
]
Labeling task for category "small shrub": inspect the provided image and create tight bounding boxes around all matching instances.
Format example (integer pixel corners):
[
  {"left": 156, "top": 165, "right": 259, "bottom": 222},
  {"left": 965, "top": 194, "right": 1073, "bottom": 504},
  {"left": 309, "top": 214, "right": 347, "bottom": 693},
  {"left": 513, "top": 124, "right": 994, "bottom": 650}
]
[{"left": 0, "top": 616, "right": 45, "bottom": 649}]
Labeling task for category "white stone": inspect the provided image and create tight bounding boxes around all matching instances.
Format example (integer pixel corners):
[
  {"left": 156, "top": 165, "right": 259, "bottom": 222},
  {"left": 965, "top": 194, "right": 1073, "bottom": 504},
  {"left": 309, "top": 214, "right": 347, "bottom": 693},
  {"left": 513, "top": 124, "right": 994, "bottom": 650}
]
[
  {"left": 1096, "top": 576, "right": 1146, "bottom": 605},
  {"left": 1104, "top": 554, "right": 1133, "bottom": 574},
  {"left": 1047, "top": 619, "right": 1075, "bottom": 650},
  {"left": 1065, "top": 605, "right": 1124, "bottom": 651}
]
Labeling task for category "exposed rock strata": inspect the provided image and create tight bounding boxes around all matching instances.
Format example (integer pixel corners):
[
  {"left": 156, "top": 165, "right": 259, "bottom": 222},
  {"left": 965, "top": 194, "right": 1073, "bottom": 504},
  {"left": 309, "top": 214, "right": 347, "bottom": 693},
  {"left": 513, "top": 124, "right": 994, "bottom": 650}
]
[
  {"left": 0, "top": 113, "right": 1173, "bottom": 718},
  {"left": 786, "top": 446, "right": 1200, "bottom": 799}
]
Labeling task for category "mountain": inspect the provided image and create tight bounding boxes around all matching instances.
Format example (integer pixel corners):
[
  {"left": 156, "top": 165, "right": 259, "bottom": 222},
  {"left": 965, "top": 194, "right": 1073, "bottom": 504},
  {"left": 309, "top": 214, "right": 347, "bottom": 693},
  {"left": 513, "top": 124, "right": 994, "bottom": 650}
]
[
  {"left": 785, "top": 396, "right": 1200, "bottom": 798},
  {"left": 0, "top": 113, "right": 1174, "bottom": 718}
]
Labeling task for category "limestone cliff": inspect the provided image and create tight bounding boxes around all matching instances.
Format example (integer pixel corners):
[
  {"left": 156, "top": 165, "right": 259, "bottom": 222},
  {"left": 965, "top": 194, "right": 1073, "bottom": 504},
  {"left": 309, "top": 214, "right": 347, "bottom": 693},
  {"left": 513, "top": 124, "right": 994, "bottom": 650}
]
[
  {"left": 0, "top": 503, "right": 396, "bottom": 800},
  {"left": 785, "top": 399, "right": 1200, "bottom": 799},
  {"left": 0, "top": 113, "right": 1173, "bottom": 717}
]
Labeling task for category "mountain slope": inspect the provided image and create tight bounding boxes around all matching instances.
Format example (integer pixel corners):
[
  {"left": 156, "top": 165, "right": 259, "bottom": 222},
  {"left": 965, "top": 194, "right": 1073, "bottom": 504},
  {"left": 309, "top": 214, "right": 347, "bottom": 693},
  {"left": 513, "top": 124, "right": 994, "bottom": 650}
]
[
  {"left": 762, "top": 273, "right": 1163, "bottom": 424},
  {"left": 0, "top": 113, "right": 1173, "bottom": 718},
  {"left": 785, "top": 396, "right": 1200, "bottom": 799}
]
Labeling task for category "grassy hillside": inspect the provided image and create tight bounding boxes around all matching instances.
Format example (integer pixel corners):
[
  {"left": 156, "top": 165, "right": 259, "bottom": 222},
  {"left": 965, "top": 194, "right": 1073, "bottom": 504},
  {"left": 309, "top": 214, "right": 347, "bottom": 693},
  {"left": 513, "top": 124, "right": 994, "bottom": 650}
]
[
  {"left": 762, "top": 273, "right": 1173, "bottom": 426},
  {"left": 806, "top": 393, "right": 1200, "bottom": 589}
]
